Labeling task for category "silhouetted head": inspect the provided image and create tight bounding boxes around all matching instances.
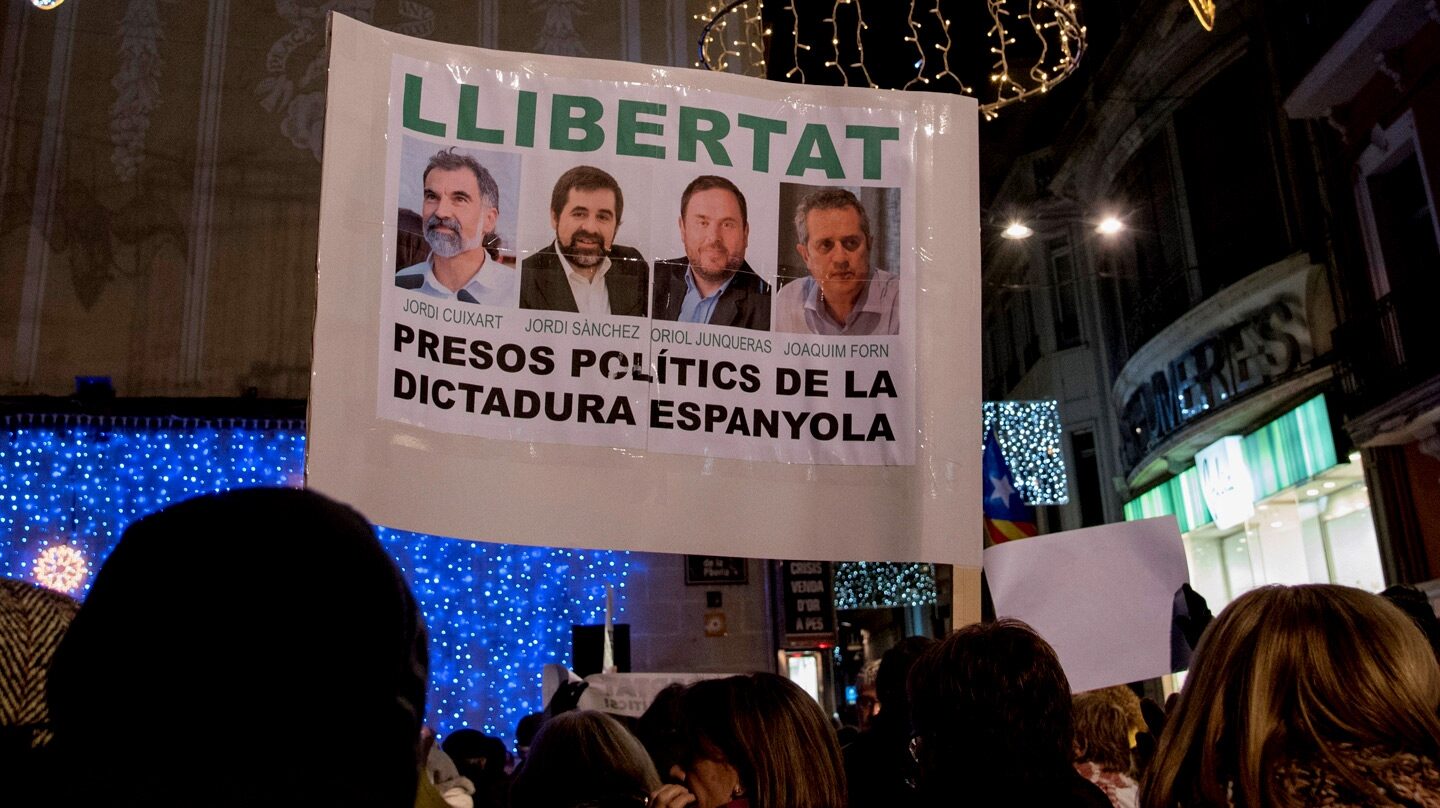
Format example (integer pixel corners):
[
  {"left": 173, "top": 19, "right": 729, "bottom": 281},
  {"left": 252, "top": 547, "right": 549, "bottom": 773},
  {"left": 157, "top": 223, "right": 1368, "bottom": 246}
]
[
  {"left": 908, "top": 620, "right": 1075, "bottom": 789},
  {"left": 874, "top": 636, "right": 937, "bottom": 734},
  {"left": 47, "top": 487, "right": 428, "bottom": 807},
  {"left": 444, "top": 728, "right": 508, "bottom": 784}
]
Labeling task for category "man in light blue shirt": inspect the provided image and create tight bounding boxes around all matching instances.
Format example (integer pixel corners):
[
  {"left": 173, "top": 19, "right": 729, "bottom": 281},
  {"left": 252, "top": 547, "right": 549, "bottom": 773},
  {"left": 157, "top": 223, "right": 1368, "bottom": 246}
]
[
  {"left": 678, "top": 266, "right": 734, "bottom": 323},
  {"left": 775, "top": 188, "right": 899, "bottom": 336},
  {"left": 395, "top": 148, "right": 517, "bottom": 306}
]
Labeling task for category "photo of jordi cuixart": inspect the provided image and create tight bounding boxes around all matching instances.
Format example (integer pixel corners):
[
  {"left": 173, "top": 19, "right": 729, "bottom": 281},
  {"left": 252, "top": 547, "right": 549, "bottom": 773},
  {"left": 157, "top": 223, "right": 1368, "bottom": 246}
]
[{"left": 394, "top": 139, "right": 522, "bottom": 307}]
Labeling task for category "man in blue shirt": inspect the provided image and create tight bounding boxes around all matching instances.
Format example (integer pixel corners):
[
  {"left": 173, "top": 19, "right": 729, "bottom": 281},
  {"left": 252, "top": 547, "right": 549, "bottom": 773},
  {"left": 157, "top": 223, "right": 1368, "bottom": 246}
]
[
  {"left": 774, "top": 188, "right": 899, "bottom": 336},
  {"left": 651, "top": 175, "right": 771, "bottom": 331},
  {"left": 395, "top": 148, "right": 516, "bottom": 306}
]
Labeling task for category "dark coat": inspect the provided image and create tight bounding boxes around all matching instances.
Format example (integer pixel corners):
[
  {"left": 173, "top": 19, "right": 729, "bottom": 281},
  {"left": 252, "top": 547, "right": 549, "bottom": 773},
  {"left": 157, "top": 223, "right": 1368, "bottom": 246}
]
[
  {"left": 651, "top": 257, "right": 771, "bottom": 331},
  {"left": 520, "top": 242, "right": 650, "bottom": 317}
]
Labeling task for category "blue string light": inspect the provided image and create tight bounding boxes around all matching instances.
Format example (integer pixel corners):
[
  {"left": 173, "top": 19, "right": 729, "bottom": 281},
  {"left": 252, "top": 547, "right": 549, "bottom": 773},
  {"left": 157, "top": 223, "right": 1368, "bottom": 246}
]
[{"left": 0, "top": 420, "right": 634, "bottom": 743}]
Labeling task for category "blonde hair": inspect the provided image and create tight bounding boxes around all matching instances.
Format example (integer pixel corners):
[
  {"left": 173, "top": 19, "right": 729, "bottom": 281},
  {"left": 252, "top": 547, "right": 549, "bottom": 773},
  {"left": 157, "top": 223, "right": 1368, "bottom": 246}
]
[
  {"left": 1073, "top": 686, "right": 1143, "bottom": 773},
  {"left": 1141, "top": 585, "right": 1440, "bottom": 808}
]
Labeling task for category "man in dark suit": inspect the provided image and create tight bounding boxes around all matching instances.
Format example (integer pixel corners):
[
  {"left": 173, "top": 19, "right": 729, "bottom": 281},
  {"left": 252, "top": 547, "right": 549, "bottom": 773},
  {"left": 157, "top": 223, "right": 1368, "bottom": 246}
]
[
  {"left": 520, "top": 165, "right": 649, "bottom": 317},
  {"left": 652, "top": 175, "right": 770, "bottom": 331}
]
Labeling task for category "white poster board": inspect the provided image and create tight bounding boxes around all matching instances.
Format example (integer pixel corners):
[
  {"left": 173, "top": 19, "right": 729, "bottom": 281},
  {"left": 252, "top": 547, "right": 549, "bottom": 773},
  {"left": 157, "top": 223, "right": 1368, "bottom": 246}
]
[
  {"left": 308, "top": 14, "right": 981, "bottom": 564},
  {"left": 541, "top": 666, "right": 727, "bottom": 719},
  {"left": 983, "top": 517, "right": 1190, "bottom": 692}
]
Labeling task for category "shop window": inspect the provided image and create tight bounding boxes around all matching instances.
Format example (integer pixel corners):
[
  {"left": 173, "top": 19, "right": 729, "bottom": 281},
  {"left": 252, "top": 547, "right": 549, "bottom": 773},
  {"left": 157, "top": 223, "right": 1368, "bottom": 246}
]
[
  {"left": 1183, "top": 532, "right": 1230, "bottom": 612},
  {"left": 1250, "top": 498, "right": 1313, "bottom": 585},
  {"left": 1180, "top": 475, "right": 1383, "bottom": 611},
  {"left": 1321, "top": 486, "right": 1385, "bottom": 592},
  {"left": 1221, "top": 530, "right": 1261, "bottom": 600},
  {"left": 1299, "top": 502, "right": 1333, "bottom": 584},
  {"left": 1134, "top": 397, "right": 1385, "bottom": 609}
]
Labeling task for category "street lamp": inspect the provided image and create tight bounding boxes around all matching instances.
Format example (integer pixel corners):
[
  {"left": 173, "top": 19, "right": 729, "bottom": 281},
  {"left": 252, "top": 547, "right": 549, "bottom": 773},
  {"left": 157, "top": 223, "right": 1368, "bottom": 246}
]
[
  {"left": 1095, "top": 215, "right": 1125, "bottom": 236},
  {"left": 989, "top": 209, "right": 1127, "bottom": 242},
  {"left": 1001, "top": 222, "right": 1035, "bottom": 240}
]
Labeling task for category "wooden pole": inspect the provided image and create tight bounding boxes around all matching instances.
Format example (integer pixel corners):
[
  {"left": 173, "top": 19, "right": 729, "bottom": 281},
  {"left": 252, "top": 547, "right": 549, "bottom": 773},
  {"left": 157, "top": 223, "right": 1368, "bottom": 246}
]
[{"left": 952, "top": 564, "right": 983, "bottom": 628}]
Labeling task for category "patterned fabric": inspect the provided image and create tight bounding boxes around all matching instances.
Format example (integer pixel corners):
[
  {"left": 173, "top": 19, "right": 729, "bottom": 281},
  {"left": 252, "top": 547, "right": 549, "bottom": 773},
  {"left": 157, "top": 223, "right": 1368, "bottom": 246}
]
[
  {"left": 1275, "top": 746, "right": 1440, "bottom": 807},
  {"left": 0, "top": 578, "right": 79, "bottom": 748},
  {"left": 1075, "top": 761, "right": 1138, "bottom": 808}
]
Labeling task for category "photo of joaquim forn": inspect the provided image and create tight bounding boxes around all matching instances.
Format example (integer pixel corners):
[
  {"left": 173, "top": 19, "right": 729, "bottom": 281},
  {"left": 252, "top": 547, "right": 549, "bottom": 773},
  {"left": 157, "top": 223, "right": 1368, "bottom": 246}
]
[{"left": 774, "top": 184, "right": 900, "bottom": 337}]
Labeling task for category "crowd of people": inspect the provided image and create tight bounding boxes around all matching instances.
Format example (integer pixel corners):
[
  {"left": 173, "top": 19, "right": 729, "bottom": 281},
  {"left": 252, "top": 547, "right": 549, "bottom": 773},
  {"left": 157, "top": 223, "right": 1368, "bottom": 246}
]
[{"left": 4, "top": 487, "right": 1440, "bottom": 807}]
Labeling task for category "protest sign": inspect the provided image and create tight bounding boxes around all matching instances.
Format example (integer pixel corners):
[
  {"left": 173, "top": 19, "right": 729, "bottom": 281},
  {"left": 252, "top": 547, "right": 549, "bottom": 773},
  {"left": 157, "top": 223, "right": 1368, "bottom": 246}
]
[
  {"left": 309, "top": 14, "right": 981, "bottom": 565},
  {"left": 983, "top": 517, "right": 1190, "bottom": 692},
  {"left": 542, "top": 664, "right": 726, "bottom": 718}
]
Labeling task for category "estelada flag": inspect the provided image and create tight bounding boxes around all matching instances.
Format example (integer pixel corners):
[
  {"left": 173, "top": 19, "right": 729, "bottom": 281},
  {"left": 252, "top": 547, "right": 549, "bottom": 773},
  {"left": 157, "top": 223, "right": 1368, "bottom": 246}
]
[{"left": 983, "top": 428, "right": 1037, "bottom": 543}]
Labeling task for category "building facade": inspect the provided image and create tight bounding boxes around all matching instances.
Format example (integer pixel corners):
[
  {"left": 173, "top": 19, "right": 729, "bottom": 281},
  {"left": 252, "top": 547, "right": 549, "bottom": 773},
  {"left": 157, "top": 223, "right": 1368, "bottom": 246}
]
[
  {"left": 1285, "top": 0, "right": 1440, "bottom": 585},
  {"left": 981, "top": 0, "right": 1409, "bottom": 606},
  {"left": 0, "top": 0, "right": 702, "bottom": 400}
]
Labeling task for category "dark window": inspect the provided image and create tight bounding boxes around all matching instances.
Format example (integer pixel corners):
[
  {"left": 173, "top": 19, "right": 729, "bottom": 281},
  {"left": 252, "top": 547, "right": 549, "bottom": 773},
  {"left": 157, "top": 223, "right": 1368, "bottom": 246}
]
[
  {"left": 1122, "top": 136, "right": 1188, "bottom": 283},
  {"left": 1175, "top": 56, "right": 1291, "bottom": 292},
  {"left": 1049, "top": 240, "right": 1082, "bottom": 349},
  {"left": 989, "top": 301, "right": 1019, "bottom": 394},
  {"left": 1365, "top": 150, "right": 1440, "bottom": 380},
  {"left": 1038, "top": 504, "right": 1064, "bottom": 534},
  {"left": 1368, "top": 152, "right": 1440, "bottom": 297},
  {"left": 1009, "top": 292, "right": 1039, "bottom": 377},
  {"left": 984, "top": 330, "right": 1008, "bottom": 399},
  {"left": 1113, "top": 135, "right": 1191, "bottom": 353},
  {"left": 1070, "top": 431, "right": 1106, "bottom": 527},
  {"left": 1032, "top": 154, "right": 1057, "bottom": 192},
  {"left": 1098, "top": 250, "right": 1133, "bottom": 375}
]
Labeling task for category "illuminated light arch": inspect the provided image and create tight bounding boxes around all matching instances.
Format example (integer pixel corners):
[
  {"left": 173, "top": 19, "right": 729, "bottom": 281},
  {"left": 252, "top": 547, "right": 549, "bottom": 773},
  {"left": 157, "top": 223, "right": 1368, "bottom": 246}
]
[{"left": 697, "top": 0, "right": 1087, "bottom": 120}]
